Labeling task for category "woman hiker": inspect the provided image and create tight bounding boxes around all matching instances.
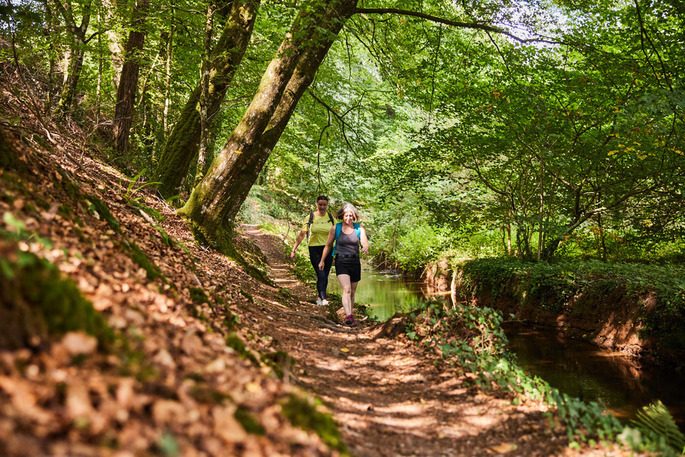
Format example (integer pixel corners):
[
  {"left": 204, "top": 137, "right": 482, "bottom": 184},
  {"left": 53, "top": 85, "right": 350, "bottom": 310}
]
[
  {"left": 318, "top": 203, "right": 370, "bottom": 327},
  {"left": 290, "top": 195, "right": 336, "bottom": 305}
]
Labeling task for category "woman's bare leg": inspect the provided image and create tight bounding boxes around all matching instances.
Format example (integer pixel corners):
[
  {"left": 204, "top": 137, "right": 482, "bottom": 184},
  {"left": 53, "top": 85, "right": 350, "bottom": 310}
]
[
  {"left": 337, "top": 274, "right": 353, "bottom": 315},
  {"left": 349, "top": 281, "right": 358, "bottom": 311}
]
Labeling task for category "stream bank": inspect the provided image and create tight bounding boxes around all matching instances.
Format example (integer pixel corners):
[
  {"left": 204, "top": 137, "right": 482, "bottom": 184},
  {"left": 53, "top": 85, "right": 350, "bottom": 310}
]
[{"left": 418, "top": 259, "right": 685, "bottom": 370}]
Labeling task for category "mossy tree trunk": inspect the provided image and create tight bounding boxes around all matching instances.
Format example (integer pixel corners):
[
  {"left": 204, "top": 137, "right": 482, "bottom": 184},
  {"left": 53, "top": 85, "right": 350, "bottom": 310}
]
[
  {"left": 195, "top": 2, "right": 217, "bottom": 189},
  {"left": 154, "top": 0, "right": 260, "bottom": 198},
  {"left": 113, "top": 0, "right": 149, "bottom": 155},
  {"left": 179, "top": 0, "right": 358, "bottom": 247}
]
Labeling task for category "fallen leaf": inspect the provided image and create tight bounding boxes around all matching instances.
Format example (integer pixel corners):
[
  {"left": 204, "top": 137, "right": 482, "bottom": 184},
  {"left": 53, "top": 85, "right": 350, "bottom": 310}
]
[
  {"left": 213, "top": 405, "right": 247, "bottom": 443},
  {"left": 490, "top": 443, "right": 518, "bottom": 453},
  {"left": 66, "top": 381, "right": 94, "bottom": 419},
  {"left": 152, "top": 399, "right": 186, "bottom": 425},
  {"left": 62, "top": 331, "right": 98, "bottom": 356},
  {"left": 245, "top": 382, "right": 260, "bottom": 393}
]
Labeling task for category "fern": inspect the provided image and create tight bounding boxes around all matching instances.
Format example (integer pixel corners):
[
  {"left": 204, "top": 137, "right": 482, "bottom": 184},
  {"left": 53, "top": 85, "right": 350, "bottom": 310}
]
[{"left": 631, "top": 400, "right": 685, "bottom": 455}]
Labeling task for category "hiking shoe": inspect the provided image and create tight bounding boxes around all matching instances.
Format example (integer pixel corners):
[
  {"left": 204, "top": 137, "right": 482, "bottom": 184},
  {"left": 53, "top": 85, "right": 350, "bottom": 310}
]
[
  {"left": 316, "top": 298, "right": 322, "bottom": 306},
  {"left": 321, "top": 299, "right": 329, "bottom": 306},
  {"left": 344, "top": 314, "right": 357, "bottom": 327}
]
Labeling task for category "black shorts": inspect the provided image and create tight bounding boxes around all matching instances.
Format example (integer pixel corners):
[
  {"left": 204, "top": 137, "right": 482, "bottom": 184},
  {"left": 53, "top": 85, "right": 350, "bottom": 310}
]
[{"left": 335, "top": 257, "right": 361, "bottom": 283}]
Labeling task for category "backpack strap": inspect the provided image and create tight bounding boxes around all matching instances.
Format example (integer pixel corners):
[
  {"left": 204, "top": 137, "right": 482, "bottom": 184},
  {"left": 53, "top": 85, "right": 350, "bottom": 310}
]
[
  {"left": 306, "top": 212, "right": 314, "bottom": 241},
  {"left": 331, "top": 222, "right": 342, "bottom": 257},
  {"left": 327, "top": 212, "right": 334, "bottom": 225}
]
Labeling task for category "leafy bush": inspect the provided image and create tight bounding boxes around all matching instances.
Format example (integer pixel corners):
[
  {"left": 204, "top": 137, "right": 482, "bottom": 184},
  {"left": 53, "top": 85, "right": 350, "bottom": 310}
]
[{"left": 391, "top": 223, "right": 452, "bottom": 272}]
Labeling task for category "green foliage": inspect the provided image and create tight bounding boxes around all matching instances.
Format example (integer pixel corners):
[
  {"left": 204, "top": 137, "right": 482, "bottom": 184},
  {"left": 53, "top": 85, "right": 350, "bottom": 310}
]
[
  {"left": 291, "top": 248, "right": 316, "bottom": 285},
  {"left": 238, "top": 185, "right": 301, "bottom": 226},
  {"left": 155, "top": 432, "right": 180, "bottom": 457},
  {"left": 627, "top": 400, "right": 685, "bottom": 456},
  {"left": 124, "top": 169, "right": 160, "bottom": 204},
  {"left": 390, "top": 223, "right": 452, "bottom": 273}
]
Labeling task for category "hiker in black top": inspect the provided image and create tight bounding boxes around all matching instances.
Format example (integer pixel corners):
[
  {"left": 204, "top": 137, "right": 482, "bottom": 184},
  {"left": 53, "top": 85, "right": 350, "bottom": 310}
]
[
  {"left": 319, "top": 203, "right": 369, "bottom": 327},
  {"left": 291, "top": 196, "right": 336, "bottom": 305}
]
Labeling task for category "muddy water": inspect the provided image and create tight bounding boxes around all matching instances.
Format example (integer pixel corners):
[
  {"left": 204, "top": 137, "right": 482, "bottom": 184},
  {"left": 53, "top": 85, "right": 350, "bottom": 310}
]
[{"left": 327, "top": 264, "right": 685, "bottom": 430}]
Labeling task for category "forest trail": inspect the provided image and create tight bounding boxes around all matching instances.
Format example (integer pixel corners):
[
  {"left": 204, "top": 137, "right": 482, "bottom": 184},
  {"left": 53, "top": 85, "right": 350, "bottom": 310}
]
[
  {"left": 236, "top": 226, "right": 602, "bottom": 457},
  {"left": 0, "top": 118, "right": 632, "bottom": 456}
]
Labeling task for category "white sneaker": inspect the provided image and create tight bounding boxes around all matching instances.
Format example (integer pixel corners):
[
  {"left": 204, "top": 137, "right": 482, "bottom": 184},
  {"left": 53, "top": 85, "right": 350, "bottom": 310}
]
[
  {"left": 321, "top": 299, "right": 329, "bottom": 306},
  {"left": 316, "top": 298, "right": 322, "bottom": 306}
]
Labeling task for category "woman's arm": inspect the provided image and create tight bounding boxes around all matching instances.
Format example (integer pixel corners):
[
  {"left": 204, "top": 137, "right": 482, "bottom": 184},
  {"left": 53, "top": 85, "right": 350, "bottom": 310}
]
[
  {"left": 318, "top": 226, "right": 336, "bottom": 269},
  {"left": 290, "top": 230, "right": 307, "bottom": 260},
  {"left": 360, "top": 227, "right": 370, "bottom": 255}
]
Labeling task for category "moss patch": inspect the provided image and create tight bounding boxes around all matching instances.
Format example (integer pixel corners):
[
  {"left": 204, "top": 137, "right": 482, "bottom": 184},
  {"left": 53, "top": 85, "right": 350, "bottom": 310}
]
[
  {"left": 189, "top": 286, "right": 209, "bottom": 304},
  {"left": 261, "top": 351, "right": 294, "bottom": 379},
  {"left": 85, "top": 194, "right": 121, "bottom": 233},
  {"left": 234, "top": 405, "right": 265, "bottom": 435},
  {"left": 0, "top": 244, "right": 113, "bottom": 350},
  {"left": 280, "top": 394, "right": 349, "bottom": 455},
  {"left": 225, "top": 333, "right": 259, "bottom": 367}
]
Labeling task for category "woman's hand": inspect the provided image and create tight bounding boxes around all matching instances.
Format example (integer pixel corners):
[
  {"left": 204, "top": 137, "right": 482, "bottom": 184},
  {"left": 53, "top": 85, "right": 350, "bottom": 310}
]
[
  {"left": 360, "top": 227, "right": 370, "bottom": 255},
  {"left": 318, "top": 260, "right": 325, "bottom": 270}
]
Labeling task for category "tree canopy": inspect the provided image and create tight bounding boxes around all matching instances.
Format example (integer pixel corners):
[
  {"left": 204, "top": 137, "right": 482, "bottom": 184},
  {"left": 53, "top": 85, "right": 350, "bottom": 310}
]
[{"left": 3, "top": 0, "right": 684, "bottom": 261}]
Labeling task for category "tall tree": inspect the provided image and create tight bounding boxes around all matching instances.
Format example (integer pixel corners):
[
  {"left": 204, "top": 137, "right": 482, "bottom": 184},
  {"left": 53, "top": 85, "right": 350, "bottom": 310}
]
[
  {"left": 179, "top": 0, "right": 359, "bottom": 247},
  {"left": 53, "top": 0, "right": 94, "bottom": 116},
  {"left": 154, "top": 0, "right": 260, "bottom": 197},
  {"left": 113, "top": 0, "right": 150, "bottom": 154}
]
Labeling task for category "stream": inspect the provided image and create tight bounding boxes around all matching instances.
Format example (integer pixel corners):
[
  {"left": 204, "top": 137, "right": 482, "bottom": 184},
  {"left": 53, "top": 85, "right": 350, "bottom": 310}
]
[{"left": 326, "top": 263, "right": 685, "bottom": 431}]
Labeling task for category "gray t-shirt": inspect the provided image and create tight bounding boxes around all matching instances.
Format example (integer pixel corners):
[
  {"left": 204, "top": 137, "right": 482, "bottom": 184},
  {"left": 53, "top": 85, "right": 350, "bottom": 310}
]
[{"left": 337, "top": 228, "right": 359, "bottom": 256}]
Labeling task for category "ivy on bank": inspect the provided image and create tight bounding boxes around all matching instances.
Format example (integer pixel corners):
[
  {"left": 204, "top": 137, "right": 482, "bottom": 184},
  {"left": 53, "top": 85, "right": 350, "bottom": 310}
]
[{"left": 404, "top": 300, "right": 685, "bottom": 455}]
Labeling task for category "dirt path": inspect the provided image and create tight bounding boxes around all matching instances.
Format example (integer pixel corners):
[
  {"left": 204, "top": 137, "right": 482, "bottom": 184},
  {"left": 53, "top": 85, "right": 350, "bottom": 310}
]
[{"left": 238, "top": 225, "right": 585, "bottom": 457}]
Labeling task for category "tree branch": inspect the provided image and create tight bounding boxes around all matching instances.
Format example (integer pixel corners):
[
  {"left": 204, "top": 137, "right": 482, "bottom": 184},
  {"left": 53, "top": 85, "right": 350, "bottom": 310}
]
[{"left": 354, "top": 7, "right": 558, "bottom": 45}]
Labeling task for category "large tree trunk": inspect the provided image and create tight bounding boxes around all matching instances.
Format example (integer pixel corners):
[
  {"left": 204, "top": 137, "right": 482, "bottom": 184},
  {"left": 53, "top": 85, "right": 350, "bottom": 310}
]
[
  {"left": 180, "top": 0, "right": 358, "bottom": 247},
  {"left": 113, "top": 0, "right": 150, "bottom": 154},
  {"left": 154, "top": 0, "right": 259, "bottom": 198}
]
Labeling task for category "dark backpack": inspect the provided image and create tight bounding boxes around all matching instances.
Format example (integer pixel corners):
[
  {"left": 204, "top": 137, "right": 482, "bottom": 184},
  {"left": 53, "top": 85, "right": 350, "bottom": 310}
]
[{"left": 306, "top": 211, "right": 335, "bottom": 241}]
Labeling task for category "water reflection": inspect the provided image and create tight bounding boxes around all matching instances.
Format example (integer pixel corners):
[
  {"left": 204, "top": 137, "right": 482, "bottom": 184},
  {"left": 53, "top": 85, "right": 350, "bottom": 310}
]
[
  {"left": 327, "top": 265, "right": 427, "bottom": 322},
  {"left": 504, "top": 323, "right": 685, "bottom": 430},
  {"left": 327, "top": 264, "right": 685, "bottom": 430}
]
